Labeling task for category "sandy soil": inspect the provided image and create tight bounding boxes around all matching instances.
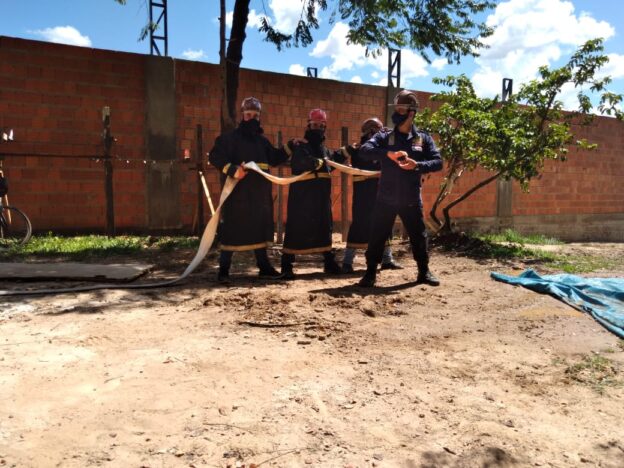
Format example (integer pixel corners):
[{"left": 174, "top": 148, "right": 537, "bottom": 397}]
[{"left": 1, "top": 240, "right": 623, "bottom": 468}]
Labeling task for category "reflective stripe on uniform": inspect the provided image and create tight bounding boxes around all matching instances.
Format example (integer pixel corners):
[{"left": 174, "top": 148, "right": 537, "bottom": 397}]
[
  {"left": 220, "top": 241, "right": 270, "bottom": 251},
  {"left": 282, "top": 245, "right": 332, "bottom": 254}
]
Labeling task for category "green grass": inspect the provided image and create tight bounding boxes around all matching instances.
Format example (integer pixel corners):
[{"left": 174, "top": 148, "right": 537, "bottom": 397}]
[
  {"left": 0, "top": 234, "right": 199, "bottom": 261},
  {"left": 545, "top": 255, "right": 619, "bottom": 274},
  {"left": 564, "top": 354, "right": 621, "bottom": 394},
  {"left": 470, "top": 229, "right": 616, "bottom": 274},
  {"left": 479, "top": 228, "right": 563, "bottom": 246}
]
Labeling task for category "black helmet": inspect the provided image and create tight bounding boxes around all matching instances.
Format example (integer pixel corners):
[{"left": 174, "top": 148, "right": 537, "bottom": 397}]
[
  {"left": 392, "top": 89, "right": 419, "bottom": 112},
  {"left": 361, "top": 117, "right": 383, "bottom": 135}
]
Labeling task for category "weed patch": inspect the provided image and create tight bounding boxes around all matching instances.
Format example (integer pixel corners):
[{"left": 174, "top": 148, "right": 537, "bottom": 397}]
[
  {"left": 0, "top": 234, "right": 199, "bottom": 261},
  {"left": 434, "top": 231, "right": 617, "bottom": 274},
  {"left": 480, "top": 229, "right": 563, "bottom": 246},
  {"left": 564, "top": 354, "right": 621, "bottom": 394}
]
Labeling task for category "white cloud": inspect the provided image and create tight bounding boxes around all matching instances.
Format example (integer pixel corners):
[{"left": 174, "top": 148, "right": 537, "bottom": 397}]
[
  {"left": 247, "top": 10, "right": 264, "bottom": 29},
  {"left": 223, "top": 9, "right": 264, "bottom": 29},
  {"left": 319, "top": 66, "right": 337, "bottom": 80},
  {"left": 601, "top": 53, "right": 624, "bottom": 80},
  {"left": 181, "top": 49, "right": 206, "bottom": 61},
  {"left": 431, "top": 58, "right": 447, "bottom": 71},
  {"left": 310, "top": 22, "right": 429, "bottom": 86},
  {"left": 473, "top": 0, "right": 616, "bottom": 97},
  {"left": 31, "top": 26, "right": 91, "bottom": 47},
  {"left": 289, "top": 64, "right": 306, "bottom": 76},
  {"left": 350, "top": 75, "right": 363, "bottom": 84},
  {"left": 268, "top": 0, "right": 303, "bottom": 34},
  {"left": 311, "top": 22, "right": 367, "bottom": 74}
]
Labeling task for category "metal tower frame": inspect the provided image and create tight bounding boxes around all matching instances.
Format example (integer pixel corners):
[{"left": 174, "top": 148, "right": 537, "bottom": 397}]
[
  {"left": 149, "top": 0, "right": 168, "bottom": 56},
  {"left": 388, "top": 49, "right": 401, "bottom": 89},
  {"left": 502, "top": 78, "right": 513, "bottom": 102}
]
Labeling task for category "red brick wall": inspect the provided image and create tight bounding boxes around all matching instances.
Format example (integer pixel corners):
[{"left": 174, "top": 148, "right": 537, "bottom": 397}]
[
  {"left": 511, "top": 118, "right": 624, "bottom": 216},
  {"left": 1, "top": 37, "right": 621, "bottom": 235},
  {"left": 0, "top": 36, "right": 146, "bottom": 232}
]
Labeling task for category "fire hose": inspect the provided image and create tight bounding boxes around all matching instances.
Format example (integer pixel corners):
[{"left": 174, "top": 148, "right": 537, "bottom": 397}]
[{"left": 0, "top": 161, "right": 380, "bottom": 296}]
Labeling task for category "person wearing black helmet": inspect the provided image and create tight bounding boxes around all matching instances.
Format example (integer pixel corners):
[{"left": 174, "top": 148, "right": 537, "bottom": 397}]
[
  {"left": 280, "top": 108, "right": 347, "bottom": 279},
  {"left": 208, "top": 97, "right": 290, "bottom": 282},
  {"left": 341, "top": 117, "right": 401, "bottom": 273},
  {"left": 357, "top": 90, "right": 443, "bottom": 287}
]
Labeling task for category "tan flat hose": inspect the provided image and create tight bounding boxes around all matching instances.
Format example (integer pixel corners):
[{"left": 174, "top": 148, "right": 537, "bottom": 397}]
[{"left": 0, "top": 161, "right": 379, "bottom": 296}]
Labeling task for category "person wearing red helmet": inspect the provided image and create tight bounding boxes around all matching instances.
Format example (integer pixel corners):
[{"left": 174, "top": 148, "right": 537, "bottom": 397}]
[
  {"left": 357, "top": 90, "right": 443, "bottom": 288},
  {"left": 208, "top": 96, "right": 290, "bottom": 282},
  {"left": 280, "top": 108, "right": 347, "bottom": 279},
  {"left": 341, "top": 117, "right": 401, "bottom": 273}
]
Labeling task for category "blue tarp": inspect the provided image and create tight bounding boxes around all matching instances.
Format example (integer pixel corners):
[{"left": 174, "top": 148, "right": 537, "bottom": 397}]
[{"left": 491, "top": 269, "right": 624, "bottom": 338}]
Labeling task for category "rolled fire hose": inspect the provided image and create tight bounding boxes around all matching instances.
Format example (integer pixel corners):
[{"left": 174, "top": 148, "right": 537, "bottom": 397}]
[{"left": 0, "top": 161, "right": 379, "bottom": 296}]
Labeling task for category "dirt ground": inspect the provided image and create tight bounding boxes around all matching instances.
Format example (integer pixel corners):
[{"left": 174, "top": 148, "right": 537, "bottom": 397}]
[{"left": 1, "top": 240, "right": 623, "bottom": 468}]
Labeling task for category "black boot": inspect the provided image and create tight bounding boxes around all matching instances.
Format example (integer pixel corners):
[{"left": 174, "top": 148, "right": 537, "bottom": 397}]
[
  {"left": 341, "top": 263, "right": 354, "bottom": 274},
  {"left": 281, "top": 253, "right": 296, "bottom": 280},
  {"left": 255, "top": 248, "right": 282, "bottom": 279},
  {"left": 217, "top": 269, "right": 230, "bottom": 283},
  {"left": 258, "top": 266, "right": 282, "bottom": 279},
  {"left": 323, "top": 251, "right": 342, "bottom": 274},
  {"left": 417, "top": 269, "right": 440, "bottom": 286},
  {"left": 381, "top": 261, "right": 403, "bottom": 270},
  {"left": 217, "top": 251, "right": 232, "bottom": 283},
  {"left": 357, "top": 266, "right": 377, "bottom": 287}
]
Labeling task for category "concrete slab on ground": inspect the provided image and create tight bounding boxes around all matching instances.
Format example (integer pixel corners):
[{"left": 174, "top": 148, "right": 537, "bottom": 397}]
[{"left": 0, "top": 262, "right": 152, "bottom": 281}]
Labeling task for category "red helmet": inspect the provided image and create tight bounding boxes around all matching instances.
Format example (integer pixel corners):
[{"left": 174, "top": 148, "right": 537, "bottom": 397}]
[
  {"left": 241, "top": 97, "right": 261, "bottom": 112},
  {"left": 308, "top": 108, "right": 327, "bottom": 123},
  {"left": 361, "top": 117, "right": 383, "bottom": 135}
]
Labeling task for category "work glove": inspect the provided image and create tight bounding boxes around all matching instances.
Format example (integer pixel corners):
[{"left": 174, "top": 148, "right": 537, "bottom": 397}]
[{"left": 233, "top": 165, "right": 247, "bottom": 179}]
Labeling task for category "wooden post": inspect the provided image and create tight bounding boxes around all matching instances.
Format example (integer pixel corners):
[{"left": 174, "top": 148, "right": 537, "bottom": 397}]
[
  {"left": 276, "top": 130, "right": 284, "bottom": 244},
  {"left": 195, "top": 124, "right": 205, "bottom": 236},
  {"left": 340, "top": 126, "right": 349, "bottom": 242},
  {"left": 102, "top": 107, "right": 115, "bottom": 237}
]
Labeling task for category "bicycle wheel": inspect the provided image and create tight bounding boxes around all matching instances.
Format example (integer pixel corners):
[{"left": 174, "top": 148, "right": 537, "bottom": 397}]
[{"left": 0, "top": 205, "right": 32, "bottom": 247}]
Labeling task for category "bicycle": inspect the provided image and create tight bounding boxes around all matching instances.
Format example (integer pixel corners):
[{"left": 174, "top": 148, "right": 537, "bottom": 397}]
[{"left": 0, "top": 170, "right": 32, "bottom": 247}]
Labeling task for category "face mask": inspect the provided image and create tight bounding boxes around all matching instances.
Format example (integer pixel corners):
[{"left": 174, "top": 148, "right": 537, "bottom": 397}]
[
  {"left": 240, "top": 118, "right": 261, "bottom": 135},
  {"left": 305, "top": 128, "right": 325, "bottom": 146},
  {"left": 391, "top": 111, "right": 410, "bottom": 126}
]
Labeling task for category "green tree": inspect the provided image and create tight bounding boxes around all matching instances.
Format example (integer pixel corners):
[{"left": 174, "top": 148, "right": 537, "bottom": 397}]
[
  {"left": 415, "top": 38, "right": 623, "bottom": 233},
  {"left": 117, "top": 0, "right": 496, "bottom": 133}
]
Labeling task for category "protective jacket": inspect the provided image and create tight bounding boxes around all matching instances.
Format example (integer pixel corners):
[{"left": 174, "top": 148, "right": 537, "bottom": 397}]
[
  {"left": 209, "top": 124, "right": 289, "bottom": 251},
  {"left": 344, "top": 135, "right": 381, "bottom": 248},
  {"left": 360, "top": 125, "right": 442, "bottom": 207},
  {"left": 282, "top": 141, "right": 346, "bottom": 254}
]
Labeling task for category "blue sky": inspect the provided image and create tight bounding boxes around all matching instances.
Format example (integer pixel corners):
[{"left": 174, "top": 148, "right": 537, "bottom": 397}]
[{"left": 3, "top": 0, "right": 624, "bottom": 109}]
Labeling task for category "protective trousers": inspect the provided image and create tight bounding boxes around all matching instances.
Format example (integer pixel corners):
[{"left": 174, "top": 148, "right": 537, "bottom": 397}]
[
  {"left": 281, "top": 251, "right": 337, "bottom": 271},
  {"left": 365, "top": 201, "right": 428, "bottom": 272},
  {"left": 219, "top": 248, "right": 272, "bottom": 273}
]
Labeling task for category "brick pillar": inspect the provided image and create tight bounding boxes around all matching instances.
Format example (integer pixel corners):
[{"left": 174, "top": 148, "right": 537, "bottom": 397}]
[
  {"left": 145, "top": 55, "right": 180, "bottom": 231},
  {"left": 496, "top": 178, "right": 513, "bottom": 230}
]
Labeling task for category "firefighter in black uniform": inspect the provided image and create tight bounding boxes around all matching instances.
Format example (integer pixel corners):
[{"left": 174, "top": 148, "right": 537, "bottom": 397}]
[
  {"left": 208, "top": 97, "right": 289, "bottom": 282},
  {"left": 358, "top": 90, "right": 443, "bottom": 287},
  {"left": 280, "top": 108, "right": 346, "bottom": 279},
  {"left": 341, "top": 117, "right": 401, "bottom": 273}
]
